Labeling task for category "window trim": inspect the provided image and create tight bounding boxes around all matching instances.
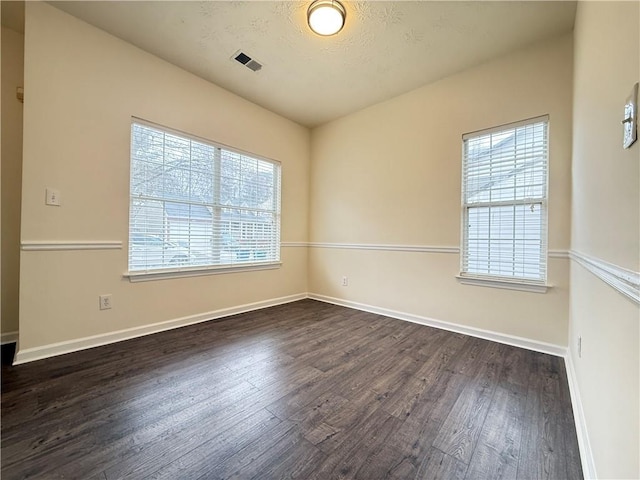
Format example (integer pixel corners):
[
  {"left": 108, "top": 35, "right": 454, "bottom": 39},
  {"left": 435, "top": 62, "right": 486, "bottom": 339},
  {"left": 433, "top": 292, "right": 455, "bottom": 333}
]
[
  {"left": 455, "top": 275, "right": 550, "bottom": 293},
  {"left": 123, "top": 261, "right": 282, "bottom": 283},
  {"left": 127, "top": 117, "right": 282, "bottom": 278},
  {"left": 459, "top": 115, "right": 550, "bottom": 290}
]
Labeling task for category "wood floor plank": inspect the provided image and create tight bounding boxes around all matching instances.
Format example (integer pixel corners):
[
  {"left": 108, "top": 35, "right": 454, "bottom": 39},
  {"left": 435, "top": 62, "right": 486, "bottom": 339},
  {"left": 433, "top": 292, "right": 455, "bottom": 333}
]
[
  {"left": 307, "top": 328, "right": 391, "bottom": 373},
  {"left": 1, "top": 358, "right": 240, "bottom": 442},
  {"left": 498, "top": 344, "right": 533, "bottom": 389},
  {"left": 445, "top": 337, "right": 492, "bottom": 377},
  {"left": 465, "top": 385, "right": 527, "bottom": 480},
  {"left": 2, "top": 378, "right": 260, "bottom": 479},
  {"left": 517, "top": 354, "right": 568, "bottom": 480},
  {"left": 87, "top": 472, "right": 107, "bottom": 480},
  {"left": 131, "top": 408, "right": 283, "bottom": 480},
  {"left": 305, "top": 387, "right": 389, "bottom": 456},
  {"left": 104, "top": 405, "right": 281, "bottom": 479},
  {"left": 379, "top": 417, "right": 444, "bottom": 479},
  {"left": 382, "top": 334, "right": 467, "bottom": 420},
  {"left": 394, "top": 323, "right": 447, "bottom": 357},
  {"left": 414, "top": 447, "right": 469, "bottom": 480},
  {"left": 2, "top": 373, "right": 258, "bottom": 469},
  {"left": 431, "top": 341, "right": 502, "bottom": 464},
  {"left": 192, "top": 419, "right": 302, "bottom": 480},
  {"left": 232, "top": 435, "right": 324, "bottom": 480},
  {"left": 1, "top": 299, "right": 583, "bottom": 480},
  {"left": 288, "top": 391, "right": 351, "bottom": 435},
  {"left": 145, "top": 391, "right": 346, "bottom": 480},
  {"left": 307, "top": 409, "right": 402, "bottom": 480}
]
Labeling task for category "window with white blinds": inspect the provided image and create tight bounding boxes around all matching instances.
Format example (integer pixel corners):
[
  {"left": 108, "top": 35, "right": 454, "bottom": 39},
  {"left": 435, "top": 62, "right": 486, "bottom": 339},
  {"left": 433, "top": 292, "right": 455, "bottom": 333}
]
[
  {"left": 461, "top": 116, "right": 548, "bottom": 285},
  {"left": 128, "top": 119, "right": 281, "bottom": 273}
]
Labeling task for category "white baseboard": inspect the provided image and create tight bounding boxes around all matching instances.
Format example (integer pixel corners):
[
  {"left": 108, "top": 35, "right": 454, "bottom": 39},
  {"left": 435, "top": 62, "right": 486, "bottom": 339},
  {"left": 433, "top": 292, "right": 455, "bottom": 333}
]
[
  {"left": 308, "top": 293, "right": 567, "bottom": 357},
  {"left": 1, "top": 331, "right": 18, "bottom": 345},
  {"left": 564, "top": 353, "right": 597, "bottom": 479},
  {"left": 13, "top": 293, "right": 307, "bottom": 365}
]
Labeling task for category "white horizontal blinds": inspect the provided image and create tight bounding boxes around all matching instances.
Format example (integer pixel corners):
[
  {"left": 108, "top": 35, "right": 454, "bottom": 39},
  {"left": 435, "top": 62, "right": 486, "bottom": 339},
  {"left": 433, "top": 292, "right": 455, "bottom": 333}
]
[
  {"left": 218, "top": 149, "right": 280, "bottom": 264},
  {"left": 462, "top": 117, "right": 548, "bottom": 283},
  {"left": 129, "top": 121, "right": 281, "bottom": 272}
]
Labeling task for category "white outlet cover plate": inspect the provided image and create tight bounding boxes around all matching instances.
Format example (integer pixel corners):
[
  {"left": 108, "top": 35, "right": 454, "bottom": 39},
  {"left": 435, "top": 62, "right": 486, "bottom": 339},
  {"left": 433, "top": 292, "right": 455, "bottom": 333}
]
[{"left": 99, "top": 295, "right": 112, "bottom": 310}]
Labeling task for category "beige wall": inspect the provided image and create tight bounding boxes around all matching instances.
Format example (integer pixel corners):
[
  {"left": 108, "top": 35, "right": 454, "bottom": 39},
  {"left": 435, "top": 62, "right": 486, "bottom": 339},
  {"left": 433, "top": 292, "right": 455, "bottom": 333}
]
[
  {"left": 14, "top": 3, "right": 640, "bottom": 476},
  {"left": 16, "top": 3, "right": 640, "bottom": 476},
  {"left": 570, "top": 2, "right": 639, "bottom": 478},
  {"left": 1, "top": 25, "right": 24, "bottom": 337},
  {"left": 18, "top": 3, "right": 309, "bottom": 352},
  {"left": 309, "top": 34, "right": 574, "bottom": 347}
]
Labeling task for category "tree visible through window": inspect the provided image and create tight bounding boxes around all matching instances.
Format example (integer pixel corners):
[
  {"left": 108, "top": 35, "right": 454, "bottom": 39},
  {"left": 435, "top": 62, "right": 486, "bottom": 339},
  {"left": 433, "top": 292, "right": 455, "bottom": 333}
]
[
  {"left": 461, "top": 116, "right": 548, "bottom": 284},
  {"left": 128, "top": 120, "right": 281, "bottom": 273}
]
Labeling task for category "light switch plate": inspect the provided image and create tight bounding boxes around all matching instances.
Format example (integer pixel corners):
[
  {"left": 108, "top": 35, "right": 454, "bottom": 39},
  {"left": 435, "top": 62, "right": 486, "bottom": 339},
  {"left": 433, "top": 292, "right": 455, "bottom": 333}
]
[
  {"left": 45, "top": 188, "right": 61, "bottom": 206},
  {"left": 623, "top": 82, "right": 638, "bottom": 149}
]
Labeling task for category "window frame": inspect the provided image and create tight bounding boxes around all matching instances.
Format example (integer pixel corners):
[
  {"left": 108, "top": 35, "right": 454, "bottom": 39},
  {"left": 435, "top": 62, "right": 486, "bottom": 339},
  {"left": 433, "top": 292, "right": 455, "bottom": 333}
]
[
  {"left": 458, "top": 115, "right": 550, "bottom": 293},
  {"left": 125, "top": 118, "right": 282, "bottom": 282}
]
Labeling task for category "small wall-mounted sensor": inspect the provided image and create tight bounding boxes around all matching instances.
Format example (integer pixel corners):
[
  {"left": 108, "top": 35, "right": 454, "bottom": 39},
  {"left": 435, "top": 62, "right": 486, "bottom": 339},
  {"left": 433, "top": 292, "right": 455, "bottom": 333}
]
[{"left": 622, "top": 82, "right": 638, "bottom": 149}]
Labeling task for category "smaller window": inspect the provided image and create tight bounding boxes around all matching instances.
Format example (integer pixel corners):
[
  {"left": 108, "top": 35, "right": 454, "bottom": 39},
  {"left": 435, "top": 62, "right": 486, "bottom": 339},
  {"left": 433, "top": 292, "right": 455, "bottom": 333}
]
[{"left": 460, "top": 116, "right": 549, "bottom": 286}]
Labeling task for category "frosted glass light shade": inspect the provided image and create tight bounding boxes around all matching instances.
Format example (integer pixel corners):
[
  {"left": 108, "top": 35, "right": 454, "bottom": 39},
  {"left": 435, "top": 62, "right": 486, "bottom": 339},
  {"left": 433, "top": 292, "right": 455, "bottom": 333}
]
[{"left": 308, "top": 0, "right": 346, "bottom": 36}]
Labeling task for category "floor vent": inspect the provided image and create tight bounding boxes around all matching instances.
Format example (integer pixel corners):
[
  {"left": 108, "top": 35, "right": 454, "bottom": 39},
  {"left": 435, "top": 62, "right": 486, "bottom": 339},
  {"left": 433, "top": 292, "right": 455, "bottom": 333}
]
[{"left": 232, "top": 50, "right": 263, "bottom": 72}]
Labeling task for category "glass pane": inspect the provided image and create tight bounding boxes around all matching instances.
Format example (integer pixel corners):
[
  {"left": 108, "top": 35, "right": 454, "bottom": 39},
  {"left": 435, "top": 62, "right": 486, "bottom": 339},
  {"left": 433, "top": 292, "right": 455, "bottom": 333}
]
[
  {"left": 462, "top": 119, "right": 547, "bottom": 281},
  {"left": 129, "top": 122, "right": 280, "bottom": 272},
  {"left": 465, "top": 203, "right": 543, "bottom": 280},
  {"left": 464, "top": 121, "right": 547, "bottom": 204}
]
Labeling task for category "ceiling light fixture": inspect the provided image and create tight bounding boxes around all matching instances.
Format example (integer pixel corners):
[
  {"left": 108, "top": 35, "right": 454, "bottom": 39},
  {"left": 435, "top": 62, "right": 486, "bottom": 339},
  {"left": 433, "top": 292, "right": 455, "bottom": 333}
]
[{"left": 307, "top": 0, "right": 346, "bottom": 36}]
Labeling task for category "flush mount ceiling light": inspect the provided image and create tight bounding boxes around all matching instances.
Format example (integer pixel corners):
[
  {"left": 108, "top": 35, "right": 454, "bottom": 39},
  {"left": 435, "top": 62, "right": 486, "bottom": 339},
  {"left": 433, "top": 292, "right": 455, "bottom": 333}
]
[{"left": 307, "top": 0, "right": 346, "bottom": 36}]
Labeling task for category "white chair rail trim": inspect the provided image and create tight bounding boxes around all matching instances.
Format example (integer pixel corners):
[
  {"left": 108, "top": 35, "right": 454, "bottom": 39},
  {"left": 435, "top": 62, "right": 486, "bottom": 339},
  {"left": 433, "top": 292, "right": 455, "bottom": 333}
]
[
  {"left": 290, "top": 242, "right": 571, "bottom": 258},
  {"left": 309, "top": 242, "right": 460, "bottom": 253},
  {"left": 21, "top": 241, "right": 123, "bottom": 251},
  {"left": 570, "top": 250, "right": 640, "bottom": 305},
  {"left": 20, "top": 241, "right": 571, "bottom": 259}
]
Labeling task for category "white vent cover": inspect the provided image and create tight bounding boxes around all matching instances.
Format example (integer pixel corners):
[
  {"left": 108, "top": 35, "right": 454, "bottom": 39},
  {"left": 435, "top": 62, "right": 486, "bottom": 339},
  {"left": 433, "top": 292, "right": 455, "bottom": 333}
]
[{"left": 232, "top": 50, "right": 263, "bottom": 72}]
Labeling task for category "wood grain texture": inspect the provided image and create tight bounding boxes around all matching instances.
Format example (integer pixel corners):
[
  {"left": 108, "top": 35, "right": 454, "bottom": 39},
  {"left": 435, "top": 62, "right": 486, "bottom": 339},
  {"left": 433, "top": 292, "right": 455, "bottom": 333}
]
[
  {"left": 432, "top": 340, "right": 501, "bottom": 463},
  {"left": 1, "top": 299, "right": 582, "bottom": 479},
  {"left": 465, "top": 385, "right": 526, "bottom": 479}
]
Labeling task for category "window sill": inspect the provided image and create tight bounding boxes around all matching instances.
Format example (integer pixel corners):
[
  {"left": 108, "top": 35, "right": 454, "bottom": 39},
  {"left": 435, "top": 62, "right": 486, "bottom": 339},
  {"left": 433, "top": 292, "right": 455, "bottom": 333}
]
[
  {"left": 124, "top": 261, "right": 282, "bottom": 283},
  {"left": 456, "top": 275, "right": 550, "bottom": 293}
]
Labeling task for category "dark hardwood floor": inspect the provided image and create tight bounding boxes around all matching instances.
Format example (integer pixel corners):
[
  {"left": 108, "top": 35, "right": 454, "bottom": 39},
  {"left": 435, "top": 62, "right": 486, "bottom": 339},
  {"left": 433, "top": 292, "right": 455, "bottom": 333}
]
[{"left": 1, "top": 299, "right": 583, "bottom": 480}]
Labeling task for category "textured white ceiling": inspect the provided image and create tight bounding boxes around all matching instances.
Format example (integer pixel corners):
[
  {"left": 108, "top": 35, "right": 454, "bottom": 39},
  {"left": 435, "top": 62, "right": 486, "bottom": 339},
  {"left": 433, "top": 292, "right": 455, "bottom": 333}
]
[{"left": 50, "top": 1, "right": 576, "bottom": 127}]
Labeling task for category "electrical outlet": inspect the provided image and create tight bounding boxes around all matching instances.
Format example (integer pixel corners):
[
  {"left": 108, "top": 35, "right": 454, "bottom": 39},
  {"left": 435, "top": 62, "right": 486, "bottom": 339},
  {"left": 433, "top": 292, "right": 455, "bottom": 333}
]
[
  {"left": 577, "top": 336, "right": 582, "bottom": 358},
  {"left": 99, "top": 294, "right": 112, "bottom": 310},
  {"left": 45, "top": 188, "right": 61, "bottom": 206},
  {"left": 342, "top": 276, "right": 348, "bottom": 287}
]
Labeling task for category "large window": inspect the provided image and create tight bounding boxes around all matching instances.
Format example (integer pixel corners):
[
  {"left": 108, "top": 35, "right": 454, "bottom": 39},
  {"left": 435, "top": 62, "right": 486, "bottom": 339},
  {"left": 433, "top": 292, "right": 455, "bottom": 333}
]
[
  {"left": 460, "top": 116, "right": 548, "bottom": 287},
  {"left": 128, "top": 119, "right": 281, "bottom": 274}
]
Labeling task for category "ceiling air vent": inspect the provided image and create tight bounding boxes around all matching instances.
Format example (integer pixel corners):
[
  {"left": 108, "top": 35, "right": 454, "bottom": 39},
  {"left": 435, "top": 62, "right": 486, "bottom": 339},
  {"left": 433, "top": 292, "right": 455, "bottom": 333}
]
[{"left": 232, "top": 50, "right": 263, "bottom": 72}]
